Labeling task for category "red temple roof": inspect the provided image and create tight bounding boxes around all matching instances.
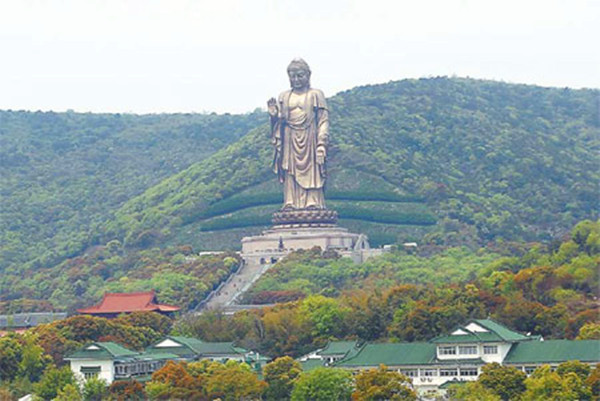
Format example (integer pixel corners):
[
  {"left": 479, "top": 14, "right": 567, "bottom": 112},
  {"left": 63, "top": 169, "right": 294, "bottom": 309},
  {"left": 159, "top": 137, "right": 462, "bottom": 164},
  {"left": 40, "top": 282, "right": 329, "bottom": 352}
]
[{"left": 77, "top": 291, "right": 180, "bottom": 314}]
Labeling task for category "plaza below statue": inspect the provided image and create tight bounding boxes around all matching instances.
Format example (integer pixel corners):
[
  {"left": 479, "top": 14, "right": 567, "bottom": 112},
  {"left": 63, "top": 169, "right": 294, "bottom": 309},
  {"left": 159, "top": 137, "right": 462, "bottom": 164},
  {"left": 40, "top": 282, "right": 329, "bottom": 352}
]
[
  {"left": 240, "top": 224, "right": 382, "bottom": 267},
  {"left": 241, "top": 205, "right": 381, "bottom": 267}
]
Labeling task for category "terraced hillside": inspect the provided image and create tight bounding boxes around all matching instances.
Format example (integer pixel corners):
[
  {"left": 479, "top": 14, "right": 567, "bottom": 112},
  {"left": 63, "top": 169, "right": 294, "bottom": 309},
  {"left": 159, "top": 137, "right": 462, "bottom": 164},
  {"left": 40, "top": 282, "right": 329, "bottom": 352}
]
[{"left": 166, "top": 169, "right": 437, "bottom": 249}]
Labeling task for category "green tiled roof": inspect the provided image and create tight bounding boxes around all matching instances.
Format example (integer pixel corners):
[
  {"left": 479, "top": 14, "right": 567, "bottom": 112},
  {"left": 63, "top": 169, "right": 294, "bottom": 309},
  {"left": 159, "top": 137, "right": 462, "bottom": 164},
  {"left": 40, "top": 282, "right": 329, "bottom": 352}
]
[
  {"left": 300, "top": 358, "right": 327, "bottom": 371},
  {"left": 319, "top": 341, "right": 360, "bottom": 356},
  {"left": 145, "top": 337, "right": 247, "bottom": 358},
  {"left": 432, "top": 319, "right": 530, "bottom": 344},
  {"left": 335, "top": 342, "right": 435, "bottom": 367},
  {"left": 170, "top": 336, "right": 206, "bottom": 353},
  {"left": 504, "top": 340, "right": 600, "bottom": 364},
  {"left": 137, "top": 352, "right": 181, "bottom": 361},
  {"left": 66, "top": 342, "right": 138, "bottom": 360},
  {"left": 432, "top": 358, "right": 486, "bottom": 366},
  {"left": 193, "top": 342, "right": 246, "bottom": 355},
  {"left": 433, "top": 332, "right": 503, "bottom": 343},
  {"left": 474, "top": 319, "right": 530, "bottom": 342}
]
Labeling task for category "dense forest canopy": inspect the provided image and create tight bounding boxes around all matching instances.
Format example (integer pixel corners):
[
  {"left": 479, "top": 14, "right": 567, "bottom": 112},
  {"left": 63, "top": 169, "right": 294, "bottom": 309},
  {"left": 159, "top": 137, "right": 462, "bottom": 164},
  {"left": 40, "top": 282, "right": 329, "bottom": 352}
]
[
  {"left": 0, "top": 110, "right": 264, "bottom": 270},
  {"left": 102, "top": 77, "right": 600, "bottom": 251},
  {"left": 0, "top": 77, "right": 598, "bottom": 311}
]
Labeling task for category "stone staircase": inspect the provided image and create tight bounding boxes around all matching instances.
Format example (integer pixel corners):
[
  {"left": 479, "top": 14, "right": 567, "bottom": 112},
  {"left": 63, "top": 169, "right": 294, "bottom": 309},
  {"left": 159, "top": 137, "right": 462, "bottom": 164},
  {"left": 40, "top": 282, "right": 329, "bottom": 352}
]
[{"left": 196, "top": 258, "right": 272, "bottom": 313}]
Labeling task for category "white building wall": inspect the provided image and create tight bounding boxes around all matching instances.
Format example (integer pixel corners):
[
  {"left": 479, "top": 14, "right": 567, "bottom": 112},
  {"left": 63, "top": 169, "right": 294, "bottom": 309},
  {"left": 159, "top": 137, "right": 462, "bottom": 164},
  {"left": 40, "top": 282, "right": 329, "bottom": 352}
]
[
  {"left": 497, "top": 343, "right": 513, "bottom": 363},
  {"left": 70, "top": 359, "right": 114, "bottom": 384},
  {"left": 386, "top": 365, "right": 481, "bottom": 391},
  {"left": 476, "top": 343, "right": 505, "bottom": 363}
]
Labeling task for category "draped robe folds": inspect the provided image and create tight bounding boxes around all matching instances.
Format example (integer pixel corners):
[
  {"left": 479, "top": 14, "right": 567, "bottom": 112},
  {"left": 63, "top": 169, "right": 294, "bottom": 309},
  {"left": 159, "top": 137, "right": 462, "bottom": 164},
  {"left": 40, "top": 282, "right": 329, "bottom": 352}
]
[{"left": 271, "top": 88, "right": 329, "bottom": 210}]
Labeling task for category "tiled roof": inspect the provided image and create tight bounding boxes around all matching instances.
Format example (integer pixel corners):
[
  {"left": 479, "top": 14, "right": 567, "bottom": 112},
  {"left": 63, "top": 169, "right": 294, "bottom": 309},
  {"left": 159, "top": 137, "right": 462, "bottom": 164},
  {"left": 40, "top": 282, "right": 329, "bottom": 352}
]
[
  {"left": 432, "top": 319, "right": 530, "bottom": 344},
  {"left": 0, "top": 312, "right": 67, "bottom": 328},
  {"left": 77, "top": 291, "right": 180, "bottom": 314},
  {"left": 169, "top": 336, "right": 206, "bottom": 354},
  {"left": 474, "top": 319, "right": 530, "bottom": 342},
  {"left": 66, "top": 342, "right": 139, "bottom": 360},
  {"left": 431, "top": 358, "right": 486, "bottom": 365},
  {"left": 136, "top": 352, "right": 181, "bottom": 361},
  {"left": 504, "top": 340, "right": 600, "bottom": 364},
  {"left": 319, "top": 341, "right": 360, "bottom": 356},
  {"left": 145, "top": 336, "right": 247, "bottom": 358},
  {"left": 300, "top": 358, "right": 327, "bottom": 371},
  {"left": 335, "top": 342, "right": 436, "bottom": 367}
]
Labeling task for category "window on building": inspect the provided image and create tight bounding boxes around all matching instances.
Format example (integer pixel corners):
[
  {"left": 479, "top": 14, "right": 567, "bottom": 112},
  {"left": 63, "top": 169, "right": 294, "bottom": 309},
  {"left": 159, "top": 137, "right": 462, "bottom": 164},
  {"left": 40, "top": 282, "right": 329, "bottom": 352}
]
[
  {"left": 458, "top": 345, "right": 477, "bottom": 355},
  {"left": 421, "top": 369, "right": 438, "bottom": 377},
  {"left": 460, "top": 368, "right": 478, "bottom": 376},
  {"left": 439, "top": 346, "right": 456, "bottom": 355},
  {"left": 440, "top": 369, "right": 458, "bottom": 377},
  {"left": 400, "top": 369, "right": 418, "bottom": 378},
  {"left": 80, "top": 366, "right": 101, "bottom": 380},
  {"left": 483, "top": 345, "right": 498, "bottom": 354}
]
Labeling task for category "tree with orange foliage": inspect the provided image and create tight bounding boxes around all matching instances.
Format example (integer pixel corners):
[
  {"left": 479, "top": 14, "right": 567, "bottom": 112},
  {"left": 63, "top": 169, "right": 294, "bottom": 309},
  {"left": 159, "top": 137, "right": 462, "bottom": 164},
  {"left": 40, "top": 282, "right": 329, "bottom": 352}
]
[
  {"left": 147, "top": 361, "right": 206, "bottom": 401},
  {"left": 107, "top": 380, "right": 146, "bottom": 401}
]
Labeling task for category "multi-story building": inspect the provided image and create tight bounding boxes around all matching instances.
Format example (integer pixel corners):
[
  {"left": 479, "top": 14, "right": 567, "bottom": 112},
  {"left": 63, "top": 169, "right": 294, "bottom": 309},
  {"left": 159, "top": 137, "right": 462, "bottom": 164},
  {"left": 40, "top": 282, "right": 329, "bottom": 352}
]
[
  {"left": 66, "top": 336, "right": 267, "bottom": 384},
  {"left": 334, "top": 319, "right": 600, "bottom": 394}
]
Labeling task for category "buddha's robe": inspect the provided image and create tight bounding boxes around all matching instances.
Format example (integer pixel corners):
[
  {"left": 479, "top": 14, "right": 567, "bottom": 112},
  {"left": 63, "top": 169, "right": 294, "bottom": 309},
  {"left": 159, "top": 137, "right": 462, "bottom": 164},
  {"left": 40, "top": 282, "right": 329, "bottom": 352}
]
[{"left": 271, "top": 88, "right": 329, "bottom": 209}]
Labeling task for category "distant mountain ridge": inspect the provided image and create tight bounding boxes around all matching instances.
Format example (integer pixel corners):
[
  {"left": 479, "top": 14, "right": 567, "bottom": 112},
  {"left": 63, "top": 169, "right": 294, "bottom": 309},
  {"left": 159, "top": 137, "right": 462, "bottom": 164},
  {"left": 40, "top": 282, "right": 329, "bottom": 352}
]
[{"left": 1, "top": 77, "right": 598, "bottom": 281}]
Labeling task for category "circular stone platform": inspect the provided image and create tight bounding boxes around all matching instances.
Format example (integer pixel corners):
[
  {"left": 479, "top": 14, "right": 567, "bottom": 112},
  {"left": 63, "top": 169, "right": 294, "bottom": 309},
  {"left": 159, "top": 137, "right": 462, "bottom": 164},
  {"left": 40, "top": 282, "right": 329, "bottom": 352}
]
[{"left": 272, "top": 208, "right": 338, "bottom": 228}]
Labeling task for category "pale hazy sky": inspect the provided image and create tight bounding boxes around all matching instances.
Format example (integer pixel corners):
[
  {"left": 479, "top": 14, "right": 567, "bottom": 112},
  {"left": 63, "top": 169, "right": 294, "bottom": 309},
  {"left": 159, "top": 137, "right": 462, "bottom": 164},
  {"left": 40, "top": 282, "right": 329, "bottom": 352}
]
[{"left": 1, "top": 0, "right": 598, "bottom": 113}]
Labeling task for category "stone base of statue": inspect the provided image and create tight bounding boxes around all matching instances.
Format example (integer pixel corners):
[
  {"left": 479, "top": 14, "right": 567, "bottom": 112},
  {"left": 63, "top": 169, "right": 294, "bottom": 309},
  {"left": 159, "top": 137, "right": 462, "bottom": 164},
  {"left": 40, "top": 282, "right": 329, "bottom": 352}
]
[{"left": 241, "top": 208, "right": 384, "bottom": 267}]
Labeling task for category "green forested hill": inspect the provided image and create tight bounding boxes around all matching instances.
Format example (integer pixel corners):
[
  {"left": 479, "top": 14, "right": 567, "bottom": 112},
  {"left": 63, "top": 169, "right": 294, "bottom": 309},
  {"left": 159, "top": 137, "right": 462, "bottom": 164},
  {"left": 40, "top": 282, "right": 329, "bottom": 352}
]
[
  {"left": 0, "top": 110, "right": 264, "bottom": 270},
  {"left": 0, "top": 77, "right": 598, "bottom": 311},
  {"left": 103, "top": 77, "right": 599, "bottom": 250}
]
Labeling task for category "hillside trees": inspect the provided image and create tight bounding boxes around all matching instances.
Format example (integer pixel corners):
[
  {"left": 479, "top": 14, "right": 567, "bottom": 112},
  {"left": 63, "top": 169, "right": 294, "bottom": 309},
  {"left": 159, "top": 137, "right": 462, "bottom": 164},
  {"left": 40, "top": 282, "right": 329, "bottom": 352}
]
[
  {"left": 2, "top": 78, "right": 599, "bottom": 313},
  {"left": 0, "top": 248, "right": 240, "bottom": 313},
  {"left": 178, "top": 221, "right": 599, "bottom": 355},
  {"left": 0, "top": 110, "right": 265, "bottom": 273},
  {"left": 477, "top": 363, "right": 527, "bottom": 401},
  {"left": 290, "top": 367, "right": 353, "bottom": 401},
  {"left": 352, "top": 365, "right": 416, "bottom": 401},
  {"left": 146, "top": 360, "right": 266, "bottom": 401},
  {"left": 263, "top": 356, "right": 302, "bottom": 401}
]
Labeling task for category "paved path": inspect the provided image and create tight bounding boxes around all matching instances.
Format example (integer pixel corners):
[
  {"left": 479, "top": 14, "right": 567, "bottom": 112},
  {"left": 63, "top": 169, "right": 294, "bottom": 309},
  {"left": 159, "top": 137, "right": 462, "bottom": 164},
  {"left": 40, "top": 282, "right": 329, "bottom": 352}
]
[{"left": 200, "top": 259, "right": 271, "bottom": 311}]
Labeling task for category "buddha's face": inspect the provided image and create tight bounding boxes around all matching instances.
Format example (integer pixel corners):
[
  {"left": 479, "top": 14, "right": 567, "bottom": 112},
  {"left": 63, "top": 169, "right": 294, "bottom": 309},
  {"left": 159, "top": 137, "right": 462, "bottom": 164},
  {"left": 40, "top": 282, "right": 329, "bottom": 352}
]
[{"left": 288, "top": 68, "right": 310, "bottom": 91}]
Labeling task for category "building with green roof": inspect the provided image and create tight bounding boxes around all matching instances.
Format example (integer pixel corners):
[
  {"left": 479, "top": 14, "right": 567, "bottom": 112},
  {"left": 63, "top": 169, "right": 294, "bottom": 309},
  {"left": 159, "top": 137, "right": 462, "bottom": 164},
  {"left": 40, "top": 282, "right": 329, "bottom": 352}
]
[
  {"left": 504, "top": 339, "right": 600, "bottom": 374},
  {"left": 296, "top": 340, "right": 362, "bottom": 369},
  {"left": 65, "top": 342, "right": 178, "bottom": 384},
  {"left": 331, "top": 319, "right": 600, "bottom": 395},
  {"left": 67, "top": 336, "right": 270, "bottom": 384},
  {"left": 145, "top": 336, "right": 257, "bottom": 363}
]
